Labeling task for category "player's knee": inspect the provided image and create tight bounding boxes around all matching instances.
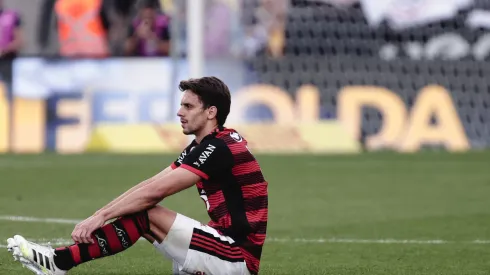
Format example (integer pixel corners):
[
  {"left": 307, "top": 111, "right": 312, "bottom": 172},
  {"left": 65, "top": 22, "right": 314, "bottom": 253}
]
[
  {"left": 147, "top": 205, "right": 176, "bottom": 219},
  {"left": 147, "top": 205, "right": 178, "bottom": 234}
]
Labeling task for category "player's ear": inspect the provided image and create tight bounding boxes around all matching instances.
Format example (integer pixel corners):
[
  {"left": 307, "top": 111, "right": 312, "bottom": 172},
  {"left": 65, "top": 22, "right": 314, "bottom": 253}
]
[{"left": 207, "top": 106, "right": 217, "bottom": 120}]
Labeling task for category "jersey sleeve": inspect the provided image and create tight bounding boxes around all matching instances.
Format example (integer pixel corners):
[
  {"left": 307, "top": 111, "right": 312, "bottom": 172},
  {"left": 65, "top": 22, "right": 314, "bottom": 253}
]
[
  {"left": 171, "top": 141, "right": 196, "bottom": 169},
  {"left": 179, "top": 139, "right": 234, "bottom": 180}
]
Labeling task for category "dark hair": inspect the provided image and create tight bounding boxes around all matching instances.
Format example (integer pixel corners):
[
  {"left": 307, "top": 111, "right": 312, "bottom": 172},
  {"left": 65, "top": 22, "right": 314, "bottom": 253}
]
[{"left": 179, "top": 77, "right": 231, "bottom": 126}]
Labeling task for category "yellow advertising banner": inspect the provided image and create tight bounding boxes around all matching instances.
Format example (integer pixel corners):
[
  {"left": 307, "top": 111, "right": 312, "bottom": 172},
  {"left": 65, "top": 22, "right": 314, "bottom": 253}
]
[
  {"left": 232, "top": 84, "right": 470, "bottom": 153},
  {"left": 1, "top": 79, "right": 471, "bottom": 154},
  {"left": 85, "top": 122, "right": 361, "bottom": 154},
  {"left": 232, "top": 122, "right": 360, "bottom": 154}
]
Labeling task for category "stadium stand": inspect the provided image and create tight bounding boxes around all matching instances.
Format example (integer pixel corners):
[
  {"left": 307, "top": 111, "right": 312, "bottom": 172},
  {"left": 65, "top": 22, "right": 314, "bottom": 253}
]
[{"left": 248, "top": 0, "right": 490, "bottom": 148}]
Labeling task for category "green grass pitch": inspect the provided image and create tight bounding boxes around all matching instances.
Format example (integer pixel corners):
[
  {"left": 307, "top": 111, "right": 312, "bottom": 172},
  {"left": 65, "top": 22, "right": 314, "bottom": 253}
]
[{"left": 0, "top": 152, "right": 489, "bottom": 274}]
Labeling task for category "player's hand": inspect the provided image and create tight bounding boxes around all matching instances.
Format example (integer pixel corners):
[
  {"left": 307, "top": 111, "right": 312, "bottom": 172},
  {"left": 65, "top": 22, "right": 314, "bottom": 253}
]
[{"left": 71, "top": 214, "right": 106, "bottom": 244}]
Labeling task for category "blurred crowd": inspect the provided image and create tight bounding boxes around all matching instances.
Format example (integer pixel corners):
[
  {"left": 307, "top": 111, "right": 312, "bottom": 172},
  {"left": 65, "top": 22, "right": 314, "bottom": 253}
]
[
  {"left": 0, "top": 0, "right": 289, "bottom": 59},
  {"left": 0, "top": 0, "right": 485, "bottom": 60}
]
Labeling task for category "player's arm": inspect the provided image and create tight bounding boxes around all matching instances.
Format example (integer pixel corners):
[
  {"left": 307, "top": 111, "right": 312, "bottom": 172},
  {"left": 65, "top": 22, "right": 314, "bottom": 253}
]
[
  {"left": 99, "top": 167, "right": 199, "bottom": 221},
  {"left": 93, "top": 166, "right": 174, "bottom": 217},
  {"left": 93, "top": 143, "right": 191, "bottom": 217},
  {"left": 98, "top": 139, "right": 233, "bottom": 221}
]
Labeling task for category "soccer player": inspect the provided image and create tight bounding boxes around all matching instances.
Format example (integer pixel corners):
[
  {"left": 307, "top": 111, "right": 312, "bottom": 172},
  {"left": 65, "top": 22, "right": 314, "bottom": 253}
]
[{"left": 7, "top": 77, "right": 268, "bottom": 275}]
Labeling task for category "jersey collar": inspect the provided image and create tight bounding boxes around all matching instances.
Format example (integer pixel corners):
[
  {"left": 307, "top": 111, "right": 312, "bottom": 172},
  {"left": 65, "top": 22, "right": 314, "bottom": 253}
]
[{"left": 196, "top": 125, "right": 225, "bottom": 143}]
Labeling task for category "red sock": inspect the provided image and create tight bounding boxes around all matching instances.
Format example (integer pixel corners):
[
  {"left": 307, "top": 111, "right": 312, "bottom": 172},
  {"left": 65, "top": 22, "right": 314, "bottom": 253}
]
[{"left": 53, "top": 211, "right": 150, "bottom": 271}]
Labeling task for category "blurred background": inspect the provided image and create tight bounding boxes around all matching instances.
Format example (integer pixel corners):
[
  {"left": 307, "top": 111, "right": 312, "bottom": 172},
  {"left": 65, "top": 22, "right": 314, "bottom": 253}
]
[
  {"left": 0, "top": 0, "right": 489, "bottom": 154},
  {"left": 1, "top": 1, "right": 490, "bottom": 274}
]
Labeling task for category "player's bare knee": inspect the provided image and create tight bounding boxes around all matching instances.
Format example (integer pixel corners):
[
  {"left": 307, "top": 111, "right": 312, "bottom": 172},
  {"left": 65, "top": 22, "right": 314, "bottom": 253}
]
[
  {"left": 148, "top": 205, "right": 177, "bottom": 220},
  {"left": 147, "top": 205, "right": 177, "bottom": 236}
]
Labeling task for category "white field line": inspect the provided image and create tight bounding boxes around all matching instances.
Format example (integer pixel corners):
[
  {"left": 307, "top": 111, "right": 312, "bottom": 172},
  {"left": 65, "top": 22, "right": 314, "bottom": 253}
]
[
  {"left": 0, "top": 239, "right": 73, "bottom": 248},
  {"left": 2, "top": 237, "right": 489, "bottom": 248},
  {"left": 0, "top": 216, "right": 489, "bottom": 246},
  {"left": 0, "top": 159, "right": 147, "bottom": 168},
  {"left": 0, "top": 216, "right": 81, "bottom": 224}
]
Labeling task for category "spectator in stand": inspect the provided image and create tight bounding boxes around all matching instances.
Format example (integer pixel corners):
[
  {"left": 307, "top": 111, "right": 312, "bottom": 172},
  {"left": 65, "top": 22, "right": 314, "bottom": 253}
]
[
  {"left": 124, "top": 0, "right": 170, "bottom": 57},
  {"left": 243, "top": 0, "right": 287, "bottom": 58},
  {"left": 204, "top": 0, "right": 232, "bottom": 58},
  {"left": 0, "top": 0, "right": 24, "bottom": 59},
  {"left": 38, "top": 0, "right": 112, "bottom": 57}
]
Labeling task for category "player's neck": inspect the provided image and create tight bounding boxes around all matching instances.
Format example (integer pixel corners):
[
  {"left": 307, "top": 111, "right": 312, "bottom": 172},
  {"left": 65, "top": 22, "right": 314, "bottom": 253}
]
[{"left": 195, "top": 123, "right": 220, "bottom": 144}]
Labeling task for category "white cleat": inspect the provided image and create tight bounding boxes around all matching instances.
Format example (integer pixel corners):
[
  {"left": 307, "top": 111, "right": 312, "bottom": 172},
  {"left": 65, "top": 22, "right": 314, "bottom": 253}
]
[{"left": 6, "top": 235, "right": 67, "bottom": 275}]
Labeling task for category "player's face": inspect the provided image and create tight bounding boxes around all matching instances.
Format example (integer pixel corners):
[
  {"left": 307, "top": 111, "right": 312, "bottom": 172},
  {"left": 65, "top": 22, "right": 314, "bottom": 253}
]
[{"left": 177, "top": 91, "right": 209, "bottom": 135}]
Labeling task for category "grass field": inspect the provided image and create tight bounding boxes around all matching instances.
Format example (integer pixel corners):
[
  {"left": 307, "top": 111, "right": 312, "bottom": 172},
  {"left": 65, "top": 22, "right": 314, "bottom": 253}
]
[{"left": 0, "top": 152, "right": 489, "bottom": 274}]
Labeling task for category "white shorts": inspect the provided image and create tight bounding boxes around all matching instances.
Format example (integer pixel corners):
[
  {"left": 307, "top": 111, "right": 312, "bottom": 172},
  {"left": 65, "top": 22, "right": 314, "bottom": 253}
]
[{"left": 153, "top": 213, "right": 251, "bottom": 275}]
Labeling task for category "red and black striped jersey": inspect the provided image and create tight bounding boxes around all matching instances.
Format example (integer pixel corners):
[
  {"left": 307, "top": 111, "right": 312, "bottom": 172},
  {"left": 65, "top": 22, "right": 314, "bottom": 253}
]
[{"left": 171, "top": 127, "right": 268, "bottom": 274}]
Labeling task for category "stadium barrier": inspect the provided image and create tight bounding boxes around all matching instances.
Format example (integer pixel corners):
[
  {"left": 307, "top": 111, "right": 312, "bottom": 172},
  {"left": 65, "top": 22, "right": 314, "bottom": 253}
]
[{"left": 0, "top": 57, "right": 481, "bottom": 154}]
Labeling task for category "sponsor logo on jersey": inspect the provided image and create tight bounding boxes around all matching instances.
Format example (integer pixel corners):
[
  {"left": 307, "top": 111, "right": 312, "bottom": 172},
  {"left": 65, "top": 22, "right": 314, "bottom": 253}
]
[
  {"left": 177, "top": 150, "right": 187, "bottom": 164},
  {"left": 193, "top": 144, "right": 216, "bottom": 167},
  {"left": 199, "top": 189, "right": 210, "bottom": 211}
]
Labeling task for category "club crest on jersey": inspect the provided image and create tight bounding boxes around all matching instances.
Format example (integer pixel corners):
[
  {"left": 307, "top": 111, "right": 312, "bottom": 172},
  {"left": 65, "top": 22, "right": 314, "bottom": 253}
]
[
  {"left": 193, "top": 144, "right": 216, "bottom": 167},
  {"left": 230, "top": 132, "right": 243, "bottom": 142}
]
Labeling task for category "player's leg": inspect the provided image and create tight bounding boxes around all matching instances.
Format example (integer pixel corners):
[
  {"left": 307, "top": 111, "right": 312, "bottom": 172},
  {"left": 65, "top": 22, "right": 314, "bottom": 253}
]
[
  {"left": 7, "top": 205, "right": 249, "bottom": 275},
  {"left": 7, "top": 210, "right": 153, "bottom": 275},
  {"left": 148, "top": 206, "right": 250, "bottom": 275},
  {"left": 145, "top": 204, "right": 177, "bottom": 242},
  {"left": 145, "top": 206, "right": 189, "bottom": 274}
]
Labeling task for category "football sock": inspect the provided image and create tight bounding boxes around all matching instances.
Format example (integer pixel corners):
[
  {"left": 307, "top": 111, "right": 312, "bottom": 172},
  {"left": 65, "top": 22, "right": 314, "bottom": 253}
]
[{"left": 53, "top": 211, "right": 150, "bottom": 271}]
